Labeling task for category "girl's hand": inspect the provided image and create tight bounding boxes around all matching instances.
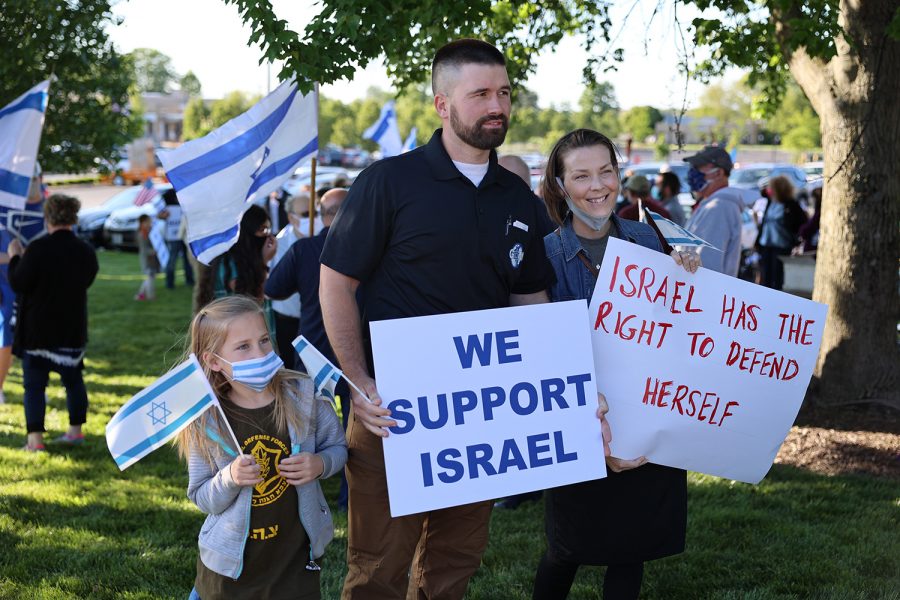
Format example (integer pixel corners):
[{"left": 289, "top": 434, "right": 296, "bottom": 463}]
[
  {"left": 278, "top": 452, "right": 325, "bottom": 486},
  {"left": 670, "top": 249, "right": 700, "bottom": 273},
  {"left": 229, "top": 454, "right": 262, "bottom": 486}
]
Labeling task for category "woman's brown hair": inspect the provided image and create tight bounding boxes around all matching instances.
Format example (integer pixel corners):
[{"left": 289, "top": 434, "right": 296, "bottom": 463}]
[
  {"left": 539, "top": 129, "right": 620, "bottom": 226},
  {"left": 768, "top": 175, "right": 795, "bottom": 204}
]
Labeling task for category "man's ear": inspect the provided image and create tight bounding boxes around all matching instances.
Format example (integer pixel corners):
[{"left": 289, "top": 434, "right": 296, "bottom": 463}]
[{"left": 434, "top": 93, "right": 450, "bottom": 120}]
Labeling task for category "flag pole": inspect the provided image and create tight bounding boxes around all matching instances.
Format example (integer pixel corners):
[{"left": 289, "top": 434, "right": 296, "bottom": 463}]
[
  {"left": 309, "top": 158, "right": 317, "bottom": 238},
  {"left": 639, "top": 199, "right": 674, "bottom": 254},
  {"left": 308, "top": 83, "right": 319, "bottom": 238},
  {"left": 189, "top": 354, "right": 243, "bottom": 454}
]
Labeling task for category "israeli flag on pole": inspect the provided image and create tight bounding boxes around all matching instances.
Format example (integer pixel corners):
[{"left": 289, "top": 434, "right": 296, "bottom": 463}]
[
  {"left": 363, "top": 101, "right": 403, "bottom": 158},
  {"left": 158, "top": 80, "right": 318, "bottom": 265},
  {"left": 0, "top": 80, "right": 50, "bottom": 210},
  {"left": 106, "top": 354, "right": 217, "bottom": 470},
  {"left": 293, "top": 335, "right": 342, "bottom": 402},
  {"left": 402, "top": 127, "right": 418, "bottom": 153}
]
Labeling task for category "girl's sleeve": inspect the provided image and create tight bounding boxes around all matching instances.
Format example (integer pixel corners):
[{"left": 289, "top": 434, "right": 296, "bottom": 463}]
[
  {"left": 186, "top": 447, "right": 243, "bottom": 515},
  {"left": 313, "top": 397, "right": 348, "bottom": 479}
]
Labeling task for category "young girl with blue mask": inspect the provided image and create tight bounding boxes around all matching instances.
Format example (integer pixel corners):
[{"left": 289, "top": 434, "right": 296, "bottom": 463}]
[{"left": 177, "top": 295, "right": 347, "bottom": 600}]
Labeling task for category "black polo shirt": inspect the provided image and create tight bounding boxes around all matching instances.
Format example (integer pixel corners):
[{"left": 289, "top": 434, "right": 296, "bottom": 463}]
[{"left": 320, "top": 128, "right": 555, "bottom": 367}]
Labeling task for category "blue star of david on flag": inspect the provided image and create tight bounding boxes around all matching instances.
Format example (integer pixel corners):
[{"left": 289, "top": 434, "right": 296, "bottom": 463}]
[
  {"left": 107, "top": 356, "right": 219, "bottom": 470},
  {"left": 148, "top": 400, "right": 172, "bottom": 426}
]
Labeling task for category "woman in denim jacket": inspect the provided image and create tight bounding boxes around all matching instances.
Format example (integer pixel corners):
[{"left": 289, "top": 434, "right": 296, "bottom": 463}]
[
  {"left": 177, "top": 295, "right": 347, "bottom": 600},
  {"left": 533, "top": 129, "right": 699, "bottom": 600}
]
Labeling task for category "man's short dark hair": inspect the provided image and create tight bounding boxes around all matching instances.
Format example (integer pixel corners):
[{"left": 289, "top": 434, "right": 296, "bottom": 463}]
[{"left": 432, "top": 39, "right": 506, "bottom": 95}]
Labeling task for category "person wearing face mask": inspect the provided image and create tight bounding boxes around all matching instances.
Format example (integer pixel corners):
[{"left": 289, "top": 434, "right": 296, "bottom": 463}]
[
  {"left": 269, "top": 193, "right": 310, "bottom": 363},
  {"left": 535, "top": 129, "right": 699, "bottom": 600},
  {"left": 177, "top": 295, "right": 347, "bottom": 600},
  {"left": 682, "top": 146, "right": 744, "bottom": 276},
  {"left": 266, "top": 188, "right": 351, "bottom": 510}
]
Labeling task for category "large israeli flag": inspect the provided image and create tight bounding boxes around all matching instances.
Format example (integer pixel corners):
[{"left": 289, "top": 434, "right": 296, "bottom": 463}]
[
  {"left": 363, "top": 101, "right": 403, "bottom": 158},
  {"left": 0, "top": 80, "right": 50, "bottom": 210},
  {"left": 158, "top": 80, "right": 318, "bottom": 265},
  {"left": 293, "top": 335, "right": 342, "bottom": 402},
  {"left": 106, "top": 355, "right": 217, "bottom": 470}
]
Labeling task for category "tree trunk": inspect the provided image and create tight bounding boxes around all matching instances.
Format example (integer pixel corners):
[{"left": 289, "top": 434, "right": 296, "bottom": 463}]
[{"left": 782, "top": 0, "right": 900, "bottom": 406}]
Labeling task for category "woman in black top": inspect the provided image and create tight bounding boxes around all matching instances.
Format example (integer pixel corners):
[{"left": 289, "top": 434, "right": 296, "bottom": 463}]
[{"left": 8, "top": 194, "right": 98, "bottom": 451}]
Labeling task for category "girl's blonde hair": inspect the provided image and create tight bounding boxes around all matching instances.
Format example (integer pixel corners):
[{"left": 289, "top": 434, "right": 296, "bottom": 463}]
[{"left": 175, "top": 295, "right": 310, "bottom": 463}]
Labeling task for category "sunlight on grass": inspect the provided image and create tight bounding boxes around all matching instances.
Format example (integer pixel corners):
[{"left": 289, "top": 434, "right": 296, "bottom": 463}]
[{"left": 0, "top": 251, "right": 898, "bottom": 599}]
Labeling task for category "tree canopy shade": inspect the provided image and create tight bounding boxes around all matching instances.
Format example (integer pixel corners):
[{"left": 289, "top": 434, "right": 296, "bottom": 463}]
[
  {"left": 231, "top": 0, "right": 898, "bottom": 406},
  {"left": 0, "top": 0, "right": 142, "bottom": 173}
]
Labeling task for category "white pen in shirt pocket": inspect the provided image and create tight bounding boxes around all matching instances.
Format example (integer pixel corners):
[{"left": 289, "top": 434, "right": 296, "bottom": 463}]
[{"left": 512, "top": 220, "right": 529, "bottom": 232}]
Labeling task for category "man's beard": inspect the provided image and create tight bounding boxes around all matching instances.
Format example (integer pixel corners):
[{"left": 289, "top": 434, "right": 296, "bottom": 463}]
[{"left": 449, "top": 106, "right": 509, "bottom": 151}]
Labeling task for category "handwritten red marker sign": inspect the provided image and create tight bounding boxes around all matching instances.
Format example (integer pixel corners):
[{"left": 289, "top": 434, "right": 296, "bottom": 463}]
[{"left": 588, "top": 238, "right": 828, "bottom": 483}]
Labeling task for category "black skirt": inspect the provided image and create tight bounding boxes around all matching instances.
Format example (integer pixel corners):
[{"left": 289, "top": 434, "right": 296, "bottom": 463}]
[{"left": 544, "top": 463, "right": 687, "bottom": 565}]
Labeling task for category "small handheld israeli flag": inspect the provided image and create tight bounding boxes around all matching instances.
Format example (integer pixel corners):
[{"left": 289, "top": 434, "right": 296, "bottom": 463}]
[
  {"left": 363, "top": 101, "right": 403, "bottom": 158},
  {"left": 292, "top": 335, "right": 342, "bottom": 402},
  {"left": 640, "top": 202, "right": 719, "bottom": 252},
  {"left": 158, "top": 79, "right": 318, "bottom": 265},
  {"left": 0, "top": 80, "right": 50, "bottom": 210},
  {"left": 106, "top": 354, "right": 218, "bottom": 470}
]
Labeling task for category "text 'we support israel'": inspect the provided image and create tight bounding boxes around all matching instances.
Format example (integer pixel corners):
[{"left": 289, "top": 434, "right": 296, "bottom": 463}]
[{"left": 385, "top": 330, "right": 593, "bottom": 488}]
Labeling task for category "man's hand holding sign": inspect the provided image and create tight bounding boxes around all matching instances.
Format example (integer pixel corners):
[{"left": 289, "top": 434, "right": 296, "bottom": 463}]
[{"left": 589, "top": 237, "right": 827, "bottom": 483}]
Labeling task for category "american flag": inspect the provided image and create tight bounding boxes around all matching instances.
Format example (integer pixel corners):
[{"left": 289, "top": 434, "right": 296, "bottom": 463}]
[{"left": 133, "top": 178, "right": 157, "bottom": 206}]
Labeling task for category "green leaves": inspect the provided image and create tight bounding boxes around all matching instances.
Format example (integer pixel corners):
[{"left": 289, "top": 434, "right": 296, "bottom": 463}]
[{"left": 0, "top": 0, "right": 142, "bottom": 173}]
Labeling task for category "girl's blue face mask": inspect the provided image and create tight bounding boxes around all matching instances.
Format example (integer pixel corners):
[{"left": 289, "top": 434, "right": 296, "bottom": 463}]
[
  {"left": 687, "top": 167, "right": 709, "bottom": 193},
  {"left": 215, "top": 350, "right": 284, "bottom": 392}
]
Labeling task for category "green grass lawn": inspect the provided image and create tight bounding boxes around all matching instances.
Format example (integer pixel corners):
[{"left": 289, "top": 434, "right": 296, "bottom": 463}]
[{"left": 1, "top": 251, "right": 897, "bottom": 599}]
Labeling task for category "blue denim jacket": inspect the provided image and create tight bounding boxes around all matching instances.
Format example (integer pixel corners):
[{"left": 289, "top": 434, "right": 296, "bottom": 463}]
[{"left": 544, "top": 213, "right": 663, "bottom": 303}]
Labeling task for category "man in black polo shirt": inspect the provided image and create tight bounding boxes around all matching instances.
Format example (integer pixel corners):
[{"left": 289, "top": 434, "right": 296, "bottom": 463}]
[{"left": 320, "top": 39, "right": 555, "bottom": 600}]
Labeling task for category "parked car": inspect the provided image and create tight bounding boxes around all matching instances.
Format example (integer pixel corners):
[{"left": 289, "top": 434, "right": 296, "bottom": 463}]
[
  {"left": 802, "top": 161, "right": 824, "bottom": 181},
  {"left": 281, "top": 167, "right": 356, "bottom": 199},
  {"left": 729, "top": 163, "right": 810, "bottom": 205},
  {"left": 77, "top": 183, "right": 169, "bottom": 248},
  {"left": 103, "top": 184, "right": 172, "bottom": 250},
  {"left": 318, "top": 144, "right": 344, "bottom": 166}
]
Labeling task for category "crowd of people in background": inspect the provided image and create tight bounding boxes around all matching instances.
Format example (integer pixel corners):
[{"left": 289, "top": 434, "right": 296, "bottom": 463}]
[{"left": 1, "top": 36, "right": 831, "bottom": 600}]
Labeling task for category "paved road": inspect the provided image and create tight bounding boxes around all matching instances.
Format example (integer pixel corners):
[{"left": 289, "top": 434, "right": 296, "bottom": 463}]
[{"left": 47, "top": 183, "right": 123, "bottom": 210}]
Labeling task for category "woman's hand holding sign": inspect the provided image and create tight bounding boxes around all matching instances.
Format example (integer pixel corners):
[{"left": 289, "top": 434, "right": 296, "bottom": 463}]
[
  {"left": 596, "top": 392, "right": 647, "bottom": 473},
  {"left": 670, "top": 249, "right": 701, "bottom": 273}
]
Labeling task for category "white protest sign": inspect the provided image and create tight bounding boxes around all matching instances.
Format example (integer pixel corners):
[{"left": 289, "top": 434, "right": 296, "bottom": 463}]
[
  {"left": 370, "top": 301, "right": 606, "bottom": 517},
  {"left": 589, "top": 238, "right": 827, "bottom": 484}
]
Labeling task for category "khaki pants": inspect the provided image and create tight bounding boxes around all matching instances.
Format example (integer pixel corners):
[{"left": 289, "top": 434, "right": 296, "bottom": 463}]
[{"left": 341, "top": 410, "right": 493, "bottom": 600}]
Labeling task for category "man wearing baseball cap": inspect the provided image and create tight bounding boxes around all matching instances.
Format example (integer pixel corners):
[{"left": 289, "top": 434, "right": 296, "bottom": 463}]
[
  {"left": 682, "top": 145, "right": 744, "bottom": 276},
  {"left": 617, "top": 174, "right": 672, "bottom": 222}
]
